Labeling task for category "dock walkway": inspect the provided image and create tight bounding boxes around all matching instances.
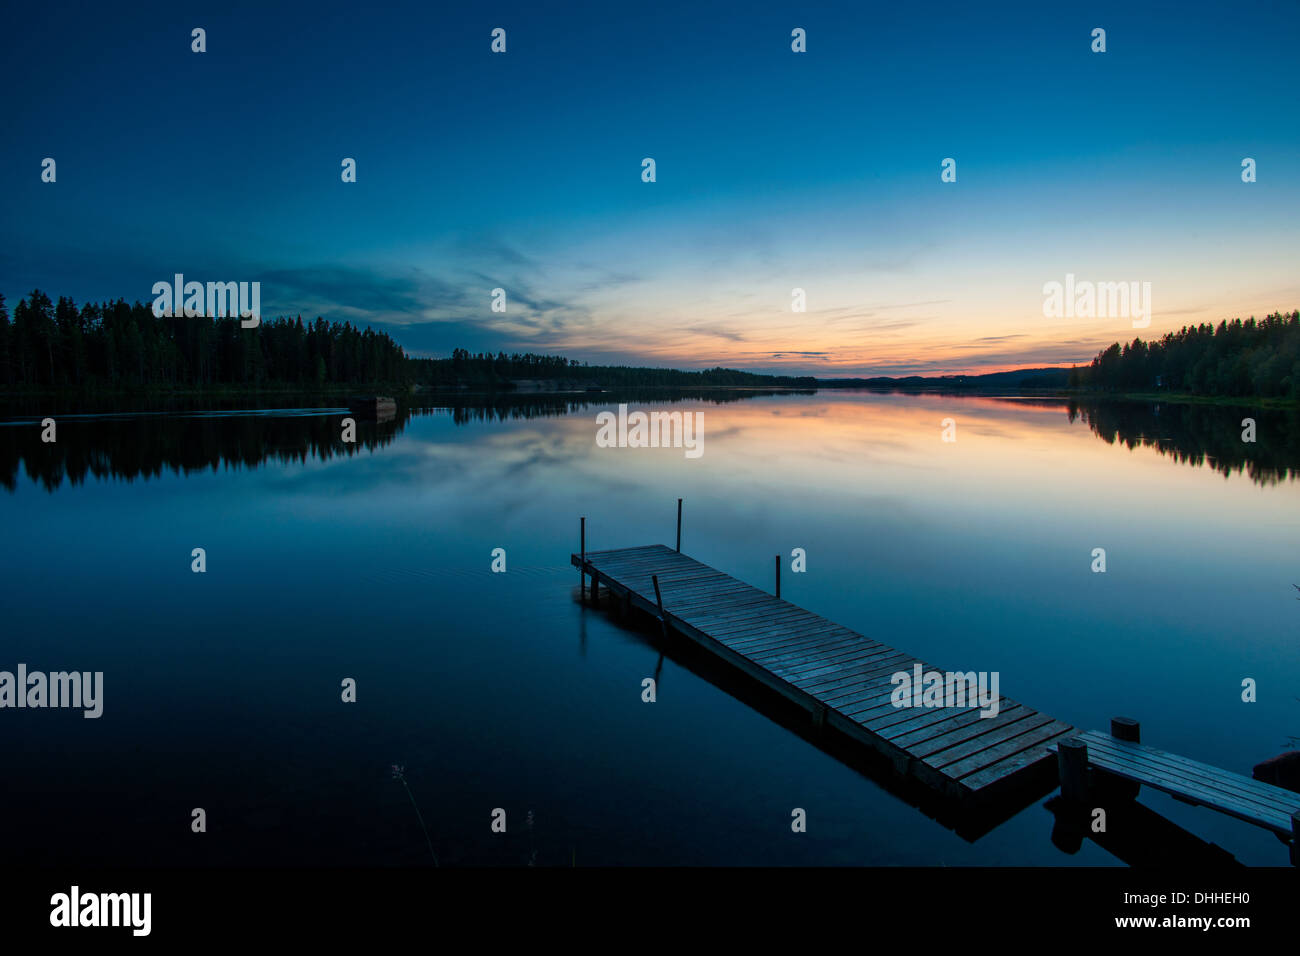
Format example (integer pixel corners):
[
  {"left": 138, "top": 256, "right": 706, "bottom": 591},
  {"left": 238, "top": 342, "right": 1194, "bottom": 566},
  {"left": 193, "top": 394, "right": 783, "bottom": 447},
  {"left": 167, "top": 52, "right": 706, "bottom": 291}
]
[
  {"left": 1056, "top": 727, "right": 1300, "bottom": 862},
  {"left": 572, "top": 543, "right": 1076, "bottom": 804}
]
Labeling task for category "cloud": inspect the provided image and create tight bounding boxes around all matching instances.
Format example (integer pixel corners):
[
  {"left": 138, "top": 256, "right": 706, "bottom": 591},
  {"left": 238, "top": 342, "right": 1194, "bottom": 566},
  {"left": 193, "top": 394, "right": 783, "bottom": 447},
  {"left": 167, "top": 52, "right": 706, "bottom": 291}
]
[
  {"left": 458, "top": 238, "right": 539, "bottom": 271},
  {"left": 250, "top": 235, "right": 602, "bottom": 356},
  {"left": 868, "top": 299, "right": 951, "bottom": 310},
  {"left": 255, "top": 265, "right": 467, "bottom": 324},
  {"left": 684, "top": 325, "right": 751, "bottom": 342}
]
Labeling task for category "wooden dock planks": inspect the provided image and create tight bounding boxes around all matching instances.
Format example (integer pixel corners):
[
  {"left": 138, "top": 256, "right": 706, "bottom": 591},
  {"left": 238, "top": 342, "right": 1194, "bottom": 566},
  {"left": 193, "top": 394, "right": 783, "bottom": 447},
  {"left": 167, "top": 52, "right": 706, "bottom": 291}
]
[
  {"left": 1058, "top": 729, "right": 1300, "bottom": 839},
  {"left": 573, "top": 544, "right": 1077, "bottom": 804}
]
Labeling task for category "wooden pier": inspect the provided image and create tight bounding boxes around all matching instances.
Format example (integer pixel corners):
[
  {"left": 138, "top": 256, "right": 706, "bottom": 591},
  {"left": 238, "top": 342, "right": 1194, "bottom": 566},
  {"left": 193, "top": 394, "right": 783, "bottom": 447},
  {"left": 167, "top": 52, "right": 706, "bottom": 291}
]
[
  {"left": 1055, "top": 721, "right": 1300, "bottom": 864},
  {"left": 572, "top": 542, "right": 1077, "bottom": 805}
]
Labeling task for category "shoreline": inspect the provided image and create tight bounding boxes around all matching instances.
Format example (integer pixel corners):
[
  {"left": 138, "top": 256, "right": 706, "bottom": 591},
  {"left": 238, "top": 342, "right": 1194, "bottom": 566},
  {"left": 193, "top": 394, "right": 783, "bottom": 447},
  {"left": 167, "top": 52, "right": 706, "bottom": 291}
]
[{"left": 0, "top": 384, "right": 1296, "bottom": 411}]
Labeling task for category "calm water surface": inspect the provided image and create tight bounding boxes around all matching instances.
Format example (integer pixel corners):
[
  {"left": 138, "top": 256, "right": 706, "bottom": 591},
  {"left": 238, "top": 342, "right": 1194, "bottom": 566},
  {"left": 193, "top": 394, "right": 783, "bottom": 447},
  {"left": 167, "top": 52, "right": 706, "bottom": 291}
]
[{"left": 2, "top": 391, "right": 1297, "bottom": 866}]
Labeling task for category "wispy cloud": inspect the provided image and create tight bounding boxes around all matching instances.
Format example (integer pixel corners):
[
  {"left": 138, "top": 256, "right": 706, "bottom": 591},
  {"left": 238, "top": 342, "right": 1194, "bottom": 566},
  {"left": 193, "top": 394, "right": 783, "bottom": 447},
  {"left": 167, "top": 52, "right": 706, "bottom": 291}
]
[
  {"left": 251, "top": 235, "right": 605, "bottom": 355},
  {"left": 684, "top": 325, "right": 751, "bottom": 343}
]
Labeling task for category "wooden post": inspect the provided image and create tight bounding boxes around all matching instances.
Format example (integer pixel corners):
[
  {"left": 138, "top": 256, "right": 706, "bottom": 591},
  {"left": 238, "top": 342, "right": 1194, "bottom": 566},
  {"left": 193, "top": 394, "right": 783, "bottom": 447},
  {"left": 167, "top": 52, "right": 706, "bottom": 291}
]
[
  {"left": 590, "top": 570, "right": 598, "bottom": 606},
  {"left": 1291, "top": 811, "right": 1299, "bottom": 867},
  {"left": 1107, "top": 717, "right": 1141, "bottom": 800},
  {"left": 652, "top": 573, "right": 668, "bottom": 639},
  {"left": 579, "top": 516, "right": 586, "bottom": 600},
  {"left": 775, "top": 555, "right": 781, "bottom": 599},
  {"left": 1058, "top": 738, "right": 1089, "bottom": 803},
  {"left": 1111, "top": 716, "right": 1140, "bottom": 743},
  {"left": 676, "top": 498, "right": 682, "bottom": 553}
]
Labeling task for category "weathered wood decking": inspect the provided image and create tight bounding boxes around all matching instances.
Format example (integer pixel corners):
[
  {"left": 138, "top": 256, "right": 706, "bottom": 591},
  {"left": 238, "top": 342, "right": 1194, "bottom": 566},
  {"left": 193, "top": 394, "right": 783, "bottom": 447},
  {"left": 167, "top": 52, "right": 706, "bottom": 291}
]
[
  {"left": 573, "top": 544, "right": 1077, "bottom": 805},
  {"left": 1057, "top": 730, "right": 1300, "bottom": 847}
]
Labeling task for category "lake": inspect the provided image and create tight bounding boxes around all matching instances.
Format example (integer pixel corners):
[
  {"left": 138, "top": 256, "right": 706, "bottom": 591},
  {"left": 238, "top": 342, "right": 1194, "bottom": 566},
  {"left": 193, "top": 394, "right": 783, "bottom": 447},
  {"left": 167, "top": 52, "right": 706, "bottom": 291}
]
[{"left": 1, "top": 390, "right": 1297, "bottom": 866}]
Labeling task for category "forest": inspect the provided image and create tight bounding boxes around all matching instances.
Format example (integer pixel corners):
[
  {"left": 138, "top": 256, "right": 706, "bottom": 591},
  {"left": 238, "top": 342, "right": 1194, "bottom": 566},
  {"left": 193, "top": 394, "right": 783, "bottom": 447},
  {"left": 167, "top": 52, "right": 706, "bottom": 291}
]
[
  {"left": 0, "top": 290, "right": 407, "bottom": 389},
  {"left": 1070, "top": 311, "right": 1300, "bottom": 398},
  {"left": 4, "top": 289, "right": 1294, "bottom": 399},
  {"left": 0, "top": 290, "right": 815, "bottom": 392}
]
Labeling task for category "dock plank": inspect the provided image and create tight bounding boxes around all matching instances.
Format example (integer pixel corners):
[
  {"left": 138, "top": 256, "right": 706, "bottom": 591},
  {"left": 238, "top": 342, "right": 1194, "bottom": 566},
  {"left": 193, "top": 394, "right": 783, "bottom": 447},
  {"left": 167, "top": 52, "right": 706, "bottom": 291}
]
[
  {"left": 1056, "top": 730, "right": 1300, "bottom": 836},
  {"left": 574, "top": 543, "right": 1073, "bottom": 803}
]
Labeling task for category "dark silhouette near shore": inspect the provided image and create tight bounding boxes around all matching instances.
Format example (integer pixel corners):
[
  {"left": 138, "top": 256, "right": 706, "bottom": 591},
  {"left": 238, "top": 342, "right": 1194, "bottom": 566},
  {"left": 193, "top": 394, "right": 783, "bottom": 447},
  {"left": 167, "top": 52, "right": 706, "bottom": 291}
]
[{"left": 1070, "top": 311, "right": 1300, "bottom": 399}]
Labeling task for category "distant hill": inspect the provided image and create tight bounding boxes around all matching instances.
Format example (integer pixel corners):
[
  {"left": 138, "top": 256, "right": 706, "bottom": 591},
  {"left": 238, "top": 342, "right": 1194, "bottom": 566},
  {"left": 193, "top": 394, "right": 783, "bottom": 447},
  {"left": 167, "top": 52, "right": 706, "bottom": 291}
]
[
  {"left": 816, "top": 367, "right": 1071, "bottom": 391},
  {"left": 413, "top": 348, "right": 818, "bottom": 389}
]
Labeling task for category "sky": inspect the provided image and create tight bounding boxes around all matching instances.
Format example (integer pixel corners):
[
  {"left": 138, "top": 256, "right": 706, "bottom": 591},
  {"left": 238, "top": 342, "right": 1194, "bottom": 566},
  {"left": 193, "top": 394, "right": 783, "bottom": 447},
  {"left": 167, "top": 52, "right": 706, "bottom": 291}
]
[{"left": 2, "top": 0, "right": 1298, "bottom": 376}]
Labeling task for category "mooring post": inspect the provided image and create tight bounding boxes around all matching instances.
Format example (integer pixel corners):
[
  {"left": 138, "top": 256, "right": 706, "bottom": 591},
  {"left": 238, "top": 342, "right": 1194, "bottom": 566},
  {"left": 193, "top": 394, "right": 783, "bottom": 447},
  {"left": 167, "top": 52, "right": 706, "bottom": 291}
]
[
  {"left": 775, "top": 555, "right": 781, "bottom": 599},
  {"left": 1106, "top": 716, "right": 1142, "bottom": 800},
  {"left": 1111, "top": 716, "right": 1140, "bottom": 743},
  {"left": 652, "top": 573, "right": 668, "bottom": 639},
  {"left": 1058, "top": 737, "right": 1089, "bottom": 803},
  {"left": 676, "top": 498, "right": 682, "bottom": 553},
  {"left": 580, "top": 516, "right": 586, "bottom": 601}
]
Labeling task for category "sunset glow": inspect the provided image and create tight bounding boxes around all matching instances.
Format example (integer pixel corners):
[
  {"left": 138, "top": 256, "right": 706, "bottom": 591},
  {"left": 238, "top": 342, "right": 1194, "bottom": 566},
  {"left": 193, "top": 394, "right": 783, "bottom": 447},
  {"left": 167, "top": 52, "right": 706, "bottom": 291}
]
[{"left": 4, "top": 2, "right": 1298, "bottom": 376}]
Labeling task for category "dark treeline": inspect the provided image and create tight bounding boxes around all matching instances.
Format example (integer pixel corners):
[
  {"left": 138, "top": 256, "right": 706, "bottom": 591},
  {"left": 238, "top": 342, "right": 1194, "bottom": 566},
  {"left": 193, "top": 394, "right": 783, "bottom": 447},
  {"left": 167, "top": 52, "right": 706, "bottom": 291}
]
[
  {"left": 0, "top": 290, "right": 406, "bottom": 389},
  {"left": 1070, "top": 311, "right": 1300, "bottom": 398},
  {"left": 0, "top": 290, "right": 815, "bottom": 393},
  {"left": 818, "top": 367, "right": 1069, "bottom": 391},
  {"left": 410, "top": 348, "right": 817, "bottom": 389}
]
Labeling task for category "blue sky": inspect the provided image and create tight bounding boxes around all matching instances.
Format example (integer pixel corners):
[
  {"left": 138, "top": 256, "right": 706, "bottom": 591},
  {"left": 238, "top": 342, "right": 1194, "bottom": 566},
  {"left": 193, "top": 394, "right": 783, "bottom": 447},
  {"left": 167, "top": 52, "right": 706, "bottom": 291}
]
[{"left": 2, "top": 0, "right": 1298, "bottom": 374}]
